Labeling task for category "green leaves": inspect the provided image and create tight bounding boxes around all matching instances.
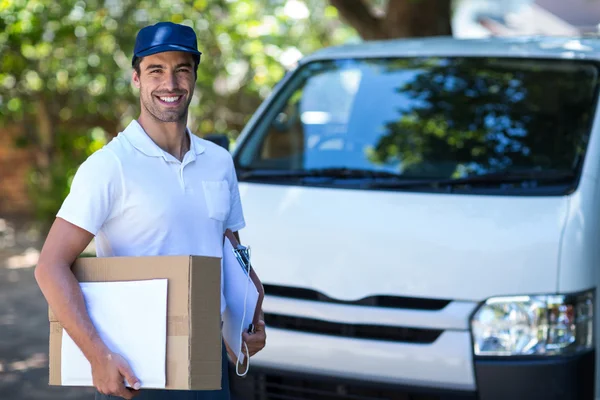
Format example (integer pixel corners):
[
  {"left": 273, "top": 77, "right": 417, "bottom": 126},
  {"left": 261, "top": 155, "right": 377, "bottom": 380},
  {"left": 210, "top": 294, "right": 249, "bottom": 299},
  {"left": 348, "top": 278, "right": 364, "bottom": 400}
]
[{"left": 0, "top": 0, "right": 357, "bottom": 224}]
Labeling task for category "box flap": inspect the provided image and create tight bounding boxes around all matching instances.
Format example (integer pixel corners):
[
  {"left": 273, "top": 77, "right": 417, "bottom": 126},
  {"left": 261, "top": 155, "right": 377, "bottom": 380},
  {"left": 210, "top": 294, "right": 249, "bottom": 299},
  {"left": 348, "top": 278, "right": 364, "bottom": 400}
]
[
  {"left": 189, "top": 256, "right": 222, "bottom": 390},
  {"left": 49, "top": 322, "right": 62, "bottom": 385}
]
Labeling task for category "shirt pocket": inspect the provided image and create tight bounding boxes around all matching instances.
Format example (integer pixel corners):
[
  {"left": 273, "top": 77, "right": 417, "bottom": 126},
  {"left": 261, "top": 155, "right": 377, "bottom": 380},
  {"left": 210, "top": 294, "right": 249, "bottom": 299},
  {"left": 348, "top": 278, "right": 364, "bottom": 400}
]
[{"left": 202, "top": 180, "right": 231, "bottom": 222}]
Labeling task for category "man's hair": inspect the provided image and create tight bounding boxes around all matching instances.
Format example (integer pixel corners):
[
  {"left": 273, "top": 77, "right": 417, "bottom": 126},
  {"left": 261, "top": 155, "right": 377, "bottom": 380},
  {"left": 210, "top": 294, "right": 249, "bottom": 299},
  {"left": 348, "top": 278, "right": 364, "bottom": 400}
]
[{"left": 133, "top": 56, "right": 198, "bottom": 79}]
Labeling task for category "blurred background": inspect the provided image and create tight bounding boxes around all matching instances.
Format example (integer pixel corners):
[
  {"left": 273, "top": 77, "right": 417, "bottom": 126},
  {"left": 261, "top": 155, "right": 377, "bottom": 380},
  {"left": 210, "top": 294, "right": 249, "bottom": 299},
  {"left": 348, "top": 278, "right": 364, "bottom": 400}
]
[{"left": 2, "top": 0, "right": 600, "bottom": 398}]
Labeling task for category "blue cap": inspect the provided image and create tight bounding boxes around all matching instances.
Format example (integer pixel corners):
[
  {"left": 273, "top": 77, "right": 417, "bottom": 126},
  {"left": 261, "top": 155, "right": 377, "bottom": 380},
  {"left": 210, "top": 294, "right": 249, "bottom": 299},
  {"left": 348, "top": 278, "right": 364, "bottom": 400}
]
[{"left": 132, "top": 22, "right": 202, "bottom": 69}]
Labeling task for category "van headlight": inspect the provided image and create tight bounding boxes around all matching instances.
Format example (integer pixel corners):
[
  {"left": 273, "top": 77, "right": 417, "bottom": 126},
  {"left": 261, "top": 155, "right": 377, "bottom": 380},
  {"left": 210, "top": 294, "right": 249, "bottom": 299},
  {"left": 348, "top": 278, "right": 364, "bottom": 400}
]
[{"left": 471, "top": 290, "right": 594, "bottom": 356}]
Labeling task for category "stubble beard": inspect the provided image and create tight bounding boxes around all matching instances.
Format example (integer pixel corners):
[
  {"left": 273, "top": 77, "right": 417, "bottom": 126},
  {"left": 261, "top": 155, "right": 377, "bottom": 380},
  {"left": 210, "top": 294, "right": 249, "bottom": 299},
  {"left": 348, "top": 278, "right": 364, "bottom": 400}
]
[{"left": 141, "top": 86, "right": 192, "bottom": 123}]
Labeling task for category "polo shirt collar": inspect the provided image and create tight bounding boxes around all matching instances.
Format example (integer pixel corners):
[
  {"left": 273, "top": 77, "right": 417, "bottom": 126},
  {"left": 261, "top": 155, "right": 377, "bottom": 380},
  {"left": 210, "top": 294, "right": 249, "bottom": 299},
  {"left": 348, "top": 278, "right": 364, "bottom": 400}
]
[
  {"left": 189, "top": 129, "right": 206, "bottom": 156},
  {"left": 123, "top": 119, "right": 205, "bottom": 160}
]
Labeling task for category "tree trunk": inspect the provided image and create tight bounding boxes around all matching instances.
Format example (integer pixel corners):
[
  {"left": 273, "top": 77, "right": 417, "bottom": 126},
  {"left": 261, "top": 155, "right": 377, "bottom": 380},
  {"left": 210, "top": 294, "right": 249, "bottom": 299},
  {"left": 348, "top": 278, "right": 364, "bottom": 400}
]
[
  {"left": 35, "top": 96, "right": 54, "bottom": 189},
  {"left": 329, "top": 0, "right": 452, "bottom": 40}
]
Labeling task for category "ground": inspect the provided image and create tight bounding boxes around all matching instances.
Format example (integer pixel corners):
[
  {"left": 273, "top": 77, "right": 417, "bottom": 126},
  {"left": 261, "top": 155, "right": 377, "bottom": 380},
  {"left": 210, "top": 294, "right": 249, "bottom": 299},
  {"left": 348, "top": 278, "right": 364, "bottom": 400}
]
[{"left": 0, "top": 217, "right": 95, "bottom": 399}]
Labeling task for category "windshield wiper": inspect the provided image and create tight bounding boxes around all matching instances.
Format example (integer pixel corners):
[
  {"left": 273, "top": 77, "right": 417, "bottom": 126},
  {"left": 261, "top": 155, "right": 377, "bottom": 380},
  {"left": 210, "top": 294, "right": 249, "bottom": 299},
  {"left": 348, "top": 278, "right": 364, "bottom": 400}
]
[
  {"left": 238, "top": 167, "right": 576, "bottom": 189},
  {"left": 238, "top": 167, "right": 404, "bottom": 180},
  {"left": 368, "top": 170, "right": 576, "bottom": 189}
]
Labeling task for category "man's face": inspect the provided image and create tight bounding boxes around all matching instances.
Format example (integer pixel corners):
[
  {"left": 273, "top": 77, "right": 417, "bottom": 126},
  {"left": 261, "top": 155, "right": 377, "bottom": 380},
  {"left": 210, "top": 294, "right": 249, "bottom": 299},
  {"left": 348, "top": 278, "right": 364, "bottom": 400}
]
[{"left": 133, "top": 51, "right": 196, "bottom": 123}]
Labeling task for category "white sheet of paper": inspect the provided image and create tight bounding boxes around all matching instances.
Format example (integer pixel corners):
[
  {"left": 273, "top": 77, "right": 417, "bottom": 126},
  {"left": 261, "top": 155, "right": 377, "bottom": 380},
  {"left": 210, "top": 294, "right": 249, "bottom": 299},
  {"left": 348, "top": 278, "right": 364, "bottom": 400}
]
[
  {"left": 222, "top": 238, "right": 258, "bottom": 365},
  {"left": 61, "top": 279, "right": 168, "bottom": 388}
]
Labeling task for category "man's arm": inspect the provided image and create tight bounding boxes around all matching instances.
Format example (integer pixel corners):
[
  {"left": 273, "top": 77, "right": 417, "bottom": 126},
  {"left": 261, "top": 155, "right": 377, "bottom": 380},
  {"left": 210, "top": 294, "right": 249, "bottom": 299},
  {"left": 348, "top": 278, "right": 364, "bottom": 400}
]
[{"left": 35, "top": 218, "right": 140, "bottom": 398}]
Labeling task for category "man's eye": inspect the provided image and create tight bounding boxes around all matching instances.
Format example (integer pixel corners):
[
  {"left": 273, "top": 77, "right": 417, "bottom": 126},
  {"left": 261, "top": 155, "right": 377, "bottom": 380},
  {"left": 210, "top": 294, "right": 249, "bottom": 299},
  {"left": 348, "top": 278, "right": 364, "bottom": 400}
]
[
  {"left": 177, "top": 69, "right": 190, "bottom": 73},
  {"left": 150, "top": 70, "right": 161, "bottom": 74}
]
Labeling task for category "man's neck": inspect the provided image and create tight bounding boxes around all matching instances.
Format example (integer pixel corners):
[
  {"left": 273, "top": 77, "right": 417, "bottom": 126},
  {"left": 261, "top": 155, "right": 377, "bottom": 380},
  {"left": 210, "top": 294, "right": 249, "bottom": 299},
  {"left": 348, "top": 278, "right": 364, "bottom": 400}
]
[{"left": 137, "top": 113, "right": 190, "bottom": 161}]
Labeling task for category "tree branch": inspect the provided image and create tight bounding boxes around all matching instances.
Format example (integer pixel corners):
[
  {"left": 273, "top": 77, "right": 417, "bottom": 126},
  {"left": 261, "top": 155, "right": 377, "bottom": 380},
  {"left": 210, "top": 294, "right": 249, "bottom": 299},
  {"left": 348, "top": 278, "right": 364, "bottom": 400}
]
[
  {"left": 329, "top": 0, "right": 386, "bottom": 40},
  {"left": 383, "top": 0, "right": 452, "bottom": 38},
  {"left": 330, "top": 0, "right": 452, "bottom": 40}
]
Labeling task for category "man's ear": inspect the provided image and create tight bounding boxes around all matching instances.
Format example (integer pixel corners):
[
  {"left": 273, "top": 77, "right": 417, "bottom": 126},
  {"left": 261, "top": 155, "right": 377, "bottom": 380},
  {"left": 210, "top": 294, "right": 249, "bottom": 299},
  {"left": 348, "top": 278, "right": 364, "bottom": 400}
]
[{"left": 132, "top": 70, "right": 141, "bottom": 89}]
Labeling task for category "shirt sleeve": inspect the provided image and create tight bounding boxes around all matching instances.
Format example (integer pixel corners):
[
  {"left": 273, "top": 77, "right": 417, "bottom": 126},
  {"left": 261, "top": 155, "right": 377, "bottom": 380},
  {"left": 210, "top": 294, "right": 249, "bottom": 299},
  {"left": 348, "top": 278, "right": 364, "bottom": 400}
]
[
  {"left": 56, "top": 149, "right": 124, "bottom": 235},
  {"left": 224, "top": 154, "right": 246, "bottom": 232}
]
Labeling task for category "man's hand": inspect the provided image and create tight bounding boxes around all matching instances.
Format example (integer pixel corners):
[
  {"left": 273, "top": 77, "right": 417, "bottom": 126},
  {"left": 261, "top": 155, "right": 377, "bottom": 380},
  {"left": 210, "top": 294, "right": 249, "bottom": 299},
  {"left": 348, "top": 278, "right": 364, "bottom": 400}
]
[
  {"left": 242, "top": 319, "right": 266, "bottom": 357},
  {"left": 91, "top": 351, "right": 141, "bottom": 399}
]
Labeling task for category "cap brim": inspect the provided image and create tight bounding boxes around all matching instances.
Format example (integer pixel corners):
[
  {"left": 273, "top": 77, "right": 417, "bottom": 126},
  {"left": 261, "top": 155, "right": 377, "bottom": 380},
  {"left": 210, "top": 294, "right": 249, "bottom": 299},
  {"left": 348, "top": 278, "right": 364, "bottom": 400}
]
[{"left": 135, "top": 44, "right": 202, "bottom": 60}]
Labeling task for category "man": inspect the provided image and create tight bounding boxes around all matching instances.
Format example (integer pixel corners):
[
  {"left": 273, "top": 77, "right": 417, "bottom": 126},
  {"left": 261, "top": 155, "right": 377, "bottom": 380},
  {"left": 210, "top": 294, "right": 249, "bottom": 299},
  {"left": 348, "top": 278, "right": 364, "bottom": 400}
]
[{"left": 34, "top": 21, "right": 266, "bottom": 400}]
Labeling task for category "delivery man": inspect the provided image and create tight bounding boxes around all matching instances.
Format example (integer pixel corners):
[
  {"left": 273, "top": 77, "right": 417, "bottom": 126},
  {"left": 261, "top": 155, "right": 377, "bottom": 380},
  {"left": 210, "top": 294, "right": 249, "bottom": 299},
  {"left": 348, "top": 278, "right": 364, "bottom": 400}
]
[{"left": 34, "top": 21, "right": 266, "bottom": 400}]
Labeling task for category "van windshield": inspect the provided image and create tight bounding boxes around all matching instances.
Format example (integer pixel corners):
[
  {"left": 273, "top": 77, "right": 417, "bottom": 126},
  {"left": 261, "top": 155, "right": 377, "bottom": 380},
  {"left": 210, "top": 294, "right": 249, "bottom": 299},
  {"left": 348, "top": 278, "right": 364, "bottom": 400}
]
[{"left": 235, "top": 57, "right": 600, "bottom": 194}]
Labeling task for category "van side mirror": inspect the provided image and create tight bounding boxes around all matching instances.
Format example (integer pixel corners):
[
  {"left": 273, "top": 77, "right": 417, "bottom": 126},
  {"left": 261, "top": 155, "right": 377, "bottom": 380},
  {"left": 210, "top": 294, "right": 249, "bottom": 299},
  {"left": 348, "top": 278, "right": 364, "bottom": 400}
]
[{"left": 204, "top": 133, "right": 230, "bottom": 151}]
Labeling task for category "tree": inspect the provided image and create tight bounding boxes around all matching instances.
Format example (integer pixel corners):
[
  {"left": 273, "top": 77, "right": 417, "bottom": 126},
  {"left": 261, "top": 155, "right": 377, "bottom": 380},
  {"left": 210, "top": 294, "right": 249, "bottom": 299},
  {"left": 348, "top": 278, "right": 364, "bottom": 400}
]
[
  {"left": 0, "top": 0, "right": 355, "bottom": 225},
  {"left": 329, "top": 0, "right": 453, "bottom": 40},
  {"left": 368, "top": 57, "right": 597, "bottom": 179}
]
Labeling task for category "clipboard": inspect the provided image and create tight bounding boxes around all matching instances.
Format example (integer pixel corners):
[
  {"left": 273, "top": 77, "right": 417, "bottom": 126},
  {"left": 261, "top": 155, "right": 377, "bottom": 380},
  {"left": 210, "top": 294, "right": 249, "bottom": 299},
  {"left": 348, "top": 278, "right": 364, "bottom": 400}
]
[{"left": 221, "top": 229, "right": 264, "bottom": 368}]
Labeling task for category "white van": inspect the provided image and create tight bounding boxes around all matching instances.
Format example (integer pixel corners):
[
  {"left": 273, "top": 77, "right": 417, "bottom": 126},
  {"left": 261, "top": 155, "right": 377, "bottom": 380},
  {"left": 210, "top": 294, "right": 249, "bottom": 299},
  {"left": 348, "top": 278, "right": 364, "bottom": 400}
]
[{"left": 224, "top": 36, "right": 600, "bottom": 400}]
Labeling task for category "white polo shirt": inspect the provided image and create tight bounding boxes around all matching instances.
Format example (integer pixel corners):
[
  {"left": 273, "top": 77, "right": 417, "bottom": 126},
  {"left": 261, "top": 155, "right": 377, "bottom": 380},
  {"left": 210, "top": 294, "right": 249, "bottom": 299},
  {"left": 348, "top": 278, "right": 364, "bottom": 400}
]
[{"left": 57, "top": 119, "right": 245, "bottom": 313}]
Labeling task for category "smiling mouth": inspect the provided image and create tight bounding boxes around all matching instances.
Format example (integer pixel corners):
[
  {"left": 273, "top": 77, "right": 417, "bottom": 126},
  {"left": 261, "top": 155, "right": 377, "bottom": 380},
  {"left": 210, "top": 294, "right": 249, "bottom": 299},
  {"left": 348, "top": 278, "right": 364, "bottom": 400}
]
[{"left": 155, "top": 95, "right": 184, "bottom": 106}]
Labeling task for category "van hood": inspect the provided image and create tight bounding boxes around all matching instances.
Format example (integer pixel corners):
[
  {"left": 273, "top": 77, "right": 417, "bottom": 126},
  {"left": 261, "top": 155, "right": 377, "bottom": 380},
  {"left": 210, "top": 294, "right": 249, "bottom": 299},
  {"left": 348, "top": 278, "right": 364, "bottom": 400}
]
[{"left": 238, "top": 183, "right": 570, "bottom": 302}]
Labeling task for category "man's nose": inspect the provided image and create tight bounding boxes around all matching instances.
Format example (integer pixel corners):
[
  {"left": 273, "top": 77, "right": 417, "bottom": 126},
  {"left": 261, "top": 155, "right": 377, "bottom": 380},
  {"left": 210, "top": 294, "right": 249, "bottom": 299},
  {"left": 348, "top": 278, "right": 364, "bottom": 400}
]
[{"left": 163, "top": 71, "right": 178, "bottom": 91}]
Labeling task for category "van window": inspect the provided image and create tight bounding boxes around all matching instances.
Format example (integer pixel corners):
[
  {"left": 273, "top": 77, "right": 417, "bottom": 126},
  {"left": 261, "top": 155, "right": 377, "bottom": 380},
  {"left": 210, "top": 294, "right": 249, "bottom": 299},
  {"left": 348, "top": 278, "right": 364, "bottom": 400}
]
[{"left": 235, "top": 57, "right": 599, "bottom": 194}]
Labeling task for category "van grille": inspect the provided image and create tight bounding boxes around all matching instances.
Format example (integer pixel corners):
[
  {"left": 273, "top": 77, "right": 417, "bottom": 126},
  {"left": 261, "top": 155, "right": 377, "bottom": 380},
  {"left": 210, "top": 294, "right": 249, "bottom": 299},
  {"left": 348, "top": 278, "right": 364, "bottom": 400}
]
[
  {"left": 230, "top": 369, "right": 478, "bottom": 400},
  {"left": 264, "top": 313, "right": 442, "bottom": 344},
  {"left": 263, "top": 284, "right": 450, "bottom": 311}
]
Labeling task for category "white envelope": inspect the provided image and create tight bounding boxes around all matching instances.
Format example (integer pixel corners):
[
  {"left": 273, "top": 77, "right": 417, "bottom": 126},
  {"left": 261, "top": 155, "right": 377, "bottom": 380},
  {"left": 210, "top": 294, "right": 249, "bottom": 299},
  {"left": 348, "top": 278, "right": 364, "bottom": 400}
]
[{"left": 60, "top": 279, "right": 168, "bottom": 388}]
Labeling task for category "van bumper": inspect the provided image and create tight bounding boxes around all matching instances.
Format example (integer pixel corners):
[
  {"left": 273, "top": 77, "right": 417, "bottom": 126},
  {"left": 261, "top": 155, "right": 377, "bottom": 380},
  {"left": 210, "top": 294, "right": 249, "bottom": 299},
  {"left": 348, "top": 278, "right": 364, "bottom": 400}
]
[
  {"left": 475, "top": 350, "right": 595, "bottom": 400},
  {"left": 230, "top": 351, "right": 595, "bottom": 400},
  {"left": 236, "top": 327, "right": 476, "bottom": 390},
  {"left": 229, "top": 365, "right": 478, "bottom": 400}
]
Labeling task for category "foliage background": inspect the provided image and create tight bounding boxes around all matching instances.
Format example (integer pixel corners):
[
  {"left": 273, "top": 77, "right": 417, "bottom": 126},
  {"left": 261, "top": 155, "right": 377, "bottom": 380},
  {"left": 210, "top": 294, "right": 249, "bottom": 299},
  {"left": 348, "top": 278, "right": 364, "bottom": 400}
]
[{"left": 0, "top": 0, "right": 358, "bottom": 225}]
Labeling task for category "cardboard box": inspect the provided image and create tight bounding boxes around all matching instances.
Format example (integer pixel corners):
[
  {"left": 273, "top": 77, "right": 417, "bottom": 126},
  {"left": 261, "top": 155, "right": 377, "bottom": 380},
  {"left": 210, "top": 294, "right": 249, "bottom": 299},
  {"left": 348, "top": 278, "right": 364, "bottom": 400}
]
[{"left": 48, "top": 255, "right": 222, "bottom": 390}]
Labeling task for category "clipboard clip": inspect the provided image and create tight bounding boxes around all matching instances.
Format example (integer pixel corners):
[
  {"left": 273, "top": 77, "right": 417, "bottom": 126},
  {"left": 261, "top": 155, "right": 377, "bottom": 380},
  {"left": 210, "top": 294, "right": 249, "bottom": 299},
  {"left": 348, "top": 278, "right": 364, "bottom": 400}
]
[{"left": 231, "top": 244, "right": 251, "bottom": 275}]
